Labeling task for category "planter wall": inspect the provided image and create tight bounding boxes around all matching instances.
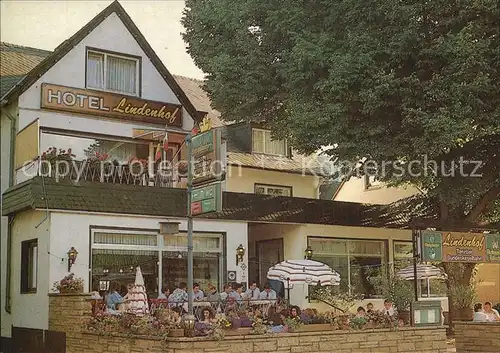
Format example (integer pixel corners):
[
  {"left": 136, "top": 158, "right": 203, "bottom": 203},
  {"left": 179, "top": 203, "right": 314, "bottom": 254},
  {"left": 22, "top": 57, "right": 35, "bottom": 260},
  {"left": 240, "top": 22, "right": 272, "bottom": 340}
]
[{"left": 455, "top": 322, "right": 500, "bottom": 353}]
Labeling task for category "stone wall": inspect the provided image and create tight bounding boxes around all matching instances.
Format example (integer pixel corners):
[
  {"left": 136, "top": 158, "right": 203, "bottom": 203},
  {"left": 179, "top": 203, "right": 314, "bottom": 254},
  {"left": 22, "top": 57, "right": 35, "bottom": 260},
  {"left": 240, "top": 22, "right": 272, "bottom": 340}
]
[
  {"left": 455, "top": 322, "right": 500, "bottom": 353},
  {"left": 48, "top": 293, "right": 92, "bottom": 333},
  {"left": 49, "top": 294, "right": 448, "bottom": 353},
  {"left": 65, "top": 328, "right": 447, "bottom": 353}
]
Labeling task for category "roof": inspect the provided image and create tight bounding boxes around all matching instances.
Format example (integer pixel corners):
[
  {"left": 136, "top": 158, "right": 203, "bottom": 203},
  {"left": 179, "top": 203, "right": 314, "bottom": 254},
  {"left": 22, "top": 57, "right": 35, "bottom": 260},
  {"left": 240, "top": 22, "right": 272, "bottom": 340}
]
[
  {"left": 227, "top": 151, "right": 330, "bottom": 176},
  {"left": 0, "top": 42, "right": 51, "bottom": 77},
  {"left": 0, "top": 42, "right": 51, "bottom": 98},
  {"left": 1, "top": 177, "right": 416, "bottom": 229},
  {"left": 319, "top": 181, "right": 342, "bottom": 200},
  {"left": 0, "top": 1, "right": 203, "bottom": 122},
  {"left": 173, "top": 75, "right": 224, "bottom": 128}
]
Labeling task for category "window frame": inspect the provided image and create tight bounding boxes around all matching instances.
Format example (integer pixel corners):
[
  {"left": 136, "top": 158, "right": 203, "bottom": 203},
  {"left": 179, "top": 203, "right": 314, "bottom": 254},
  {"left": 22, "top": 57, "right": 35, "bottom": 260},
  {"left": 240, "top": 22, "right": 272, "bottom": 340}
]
[
  {"left": 85, "top": 47, "right": 141, "bottom": 96},
  {"left": 89, "top": 228, "right": 225, "bottom": 293},
  {"left": 254, "top": 183, "right": 293, "bottom": 197},
  {"left": 307, "top": 236, "right": 389, "bottom": 297},
  {"left": 21, "top": 239, "right": 38, "bottom": 294},
  {"left": 251, "top": 128, "right": 287, "bottom": 156}
]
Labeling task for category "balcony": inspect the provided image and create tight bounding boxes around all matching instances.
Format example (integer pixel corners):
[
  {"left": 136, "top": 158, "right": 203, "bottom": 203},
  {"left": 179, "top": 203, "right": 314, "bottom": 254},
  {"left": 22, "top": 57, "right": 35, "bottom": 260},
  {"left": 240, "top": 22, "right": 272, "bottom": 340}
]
[{"left": 34, "top": 159, "right": 184, "bottom": 188}]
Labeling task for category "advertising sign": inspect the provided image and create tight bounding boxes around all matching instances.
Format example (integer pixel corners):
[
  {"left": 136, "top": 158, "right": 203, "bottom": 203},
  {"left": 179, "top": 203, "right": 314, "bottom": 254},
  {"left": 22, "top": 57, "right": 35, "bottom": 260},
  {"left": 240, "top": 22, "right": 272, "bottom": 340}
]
[
  {"left": 41, "top": 83, "right": 183, "bottom": 126},
  {"left": 421, "top": 230, "right": 499, "bottom": 263},
  {"left": 191, "top": 182, "right": 222, "bottom": 215},
  {"left": 191, "top": 129, "right": 222, "bottom": 185}
]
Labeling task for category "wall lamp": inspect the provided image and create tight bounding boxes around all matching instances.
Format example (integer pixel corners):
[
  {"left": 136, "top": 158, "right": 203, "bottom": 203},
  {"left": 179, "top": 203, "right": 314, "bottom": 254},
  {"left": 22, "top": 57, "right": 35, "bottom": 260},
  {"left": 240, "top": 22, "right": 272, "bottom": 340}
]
[
  {"left": 236, "top": 244, "right": 245, "bottom": 264},
  {"left": 67, "top": 247, "right": 78, "bottom": 272}
]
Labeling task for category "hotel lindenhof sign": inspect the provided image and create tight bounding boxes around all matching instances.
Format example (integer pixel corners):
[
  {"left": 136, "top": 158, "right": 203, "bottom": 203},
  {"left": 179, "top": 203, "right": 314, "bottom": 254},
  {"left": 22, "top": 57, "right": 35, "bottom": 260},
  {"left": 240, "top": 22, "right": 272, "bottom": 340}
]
[{"left": 41, "top": 83, "right": 183, "bottom": 127}]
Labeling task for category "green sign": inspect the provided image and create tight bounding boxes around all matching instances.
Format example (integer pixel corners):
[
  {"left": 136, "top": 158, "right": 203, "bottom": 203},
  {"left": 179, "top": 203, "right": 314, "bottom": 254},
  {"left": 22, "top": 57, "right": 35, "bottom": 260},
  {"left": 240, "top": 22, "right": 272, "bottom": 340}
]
[
  {"left": 412, "top": 301, "right": 442, "bottom": 326},
  {"left": 486, "top": 234, "right": 500, "bottom": 263},
  {"left": 191, "top": 182, "right": 222, "bottom": 215},
  {"left": 421, "top": 231, "right": 443, "bottom": 262},
  {"left": 191, "top": 129, "right": 222, "bottom": 185}
]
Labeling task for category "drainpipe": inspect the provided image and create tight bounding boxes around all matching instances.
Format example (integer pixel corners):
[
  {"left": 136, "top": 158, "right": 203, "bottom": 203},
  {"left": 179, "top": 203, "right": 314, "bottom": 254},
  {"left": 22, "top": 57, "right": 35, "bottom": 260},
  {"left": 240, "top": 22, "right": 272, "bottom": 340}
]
[{"left": 4, "top": 109, "right": 17, "bottom": 313}]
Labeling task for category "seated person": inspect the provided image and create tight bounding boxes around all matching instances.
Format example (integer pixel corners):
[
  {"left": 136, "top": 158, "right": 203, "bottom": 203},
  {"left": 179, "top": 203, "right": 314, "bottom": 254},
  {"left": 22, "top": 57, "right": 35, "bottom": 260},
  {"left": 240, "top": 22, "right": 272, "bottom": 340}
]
[
  {"left": 289, "top": 306, "right": 301, "bottom": 320},
  {"left": 220, "top": 284, "right": 233, "bottom": 301},
  {"left": 229, "top": 283, "right": 244, "bottom": 303},
  {"left": 483, "top": 302, "right": 500, "bottom": 322},
  {"left": 157, "top": 287, "right": 170, "bottom": 300},
  {"left": 259, "top": 284, "right": 277, "bottom": 300},
  {"left": 168, "top": 282, "right": 188, "bottom": 309},
  {"left": 366, "top": 302, "right": 374, "bottom": 313},
  {"left": 383, "top": 299, "right": 395, "bottom": 317},
  {"left": 473, "top": 303, "right": 488, "bottom": 322},
  {"left": 193, "top": 283, "right": 205, "bottom": 301},
  {"left": 244, "top": 281, "right": 261, "bottom": 300},
  {"left": 206, "top": 283, "right": 220, "bottom": 303},
  {"left": 356, "top": 306, "right": 366, "bottom": 318},
  {"left": 195, "top": 307, "right": 215, "bottom": 336},
  {"left": 106, "top": 283, "right": 124, "bottom": 314}
]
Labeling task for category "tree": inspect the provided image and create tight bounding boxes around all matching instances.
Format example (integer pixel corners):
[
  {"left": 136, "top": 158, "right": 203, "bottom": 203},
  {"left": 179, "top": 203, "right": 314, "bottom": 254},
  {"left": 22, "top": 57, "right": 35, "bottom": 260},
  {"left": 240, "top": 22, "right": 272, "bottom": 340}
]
[{"left": 183, "top": 0, "right": 499, "bottom": 226}]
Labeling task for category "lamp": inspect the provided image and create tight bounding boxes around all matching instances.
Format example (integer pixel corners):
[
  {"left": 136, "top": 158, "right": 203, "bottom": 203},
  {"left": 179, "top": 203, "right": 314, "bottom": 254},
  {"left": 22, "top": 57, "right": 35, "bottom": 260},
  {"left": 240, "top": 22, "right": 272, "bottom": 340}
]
[
  {"left": 236, "top": 244, "right": 245, "bottom": 264},
  {"left": 67, "top": 247, "right": 78, "bottom": 272},
  {"left": 181, "top": 314, "right": 196, "bottom": 337},
  {"left": 304, "top": 246, "right": 313, "bottom": 260}
]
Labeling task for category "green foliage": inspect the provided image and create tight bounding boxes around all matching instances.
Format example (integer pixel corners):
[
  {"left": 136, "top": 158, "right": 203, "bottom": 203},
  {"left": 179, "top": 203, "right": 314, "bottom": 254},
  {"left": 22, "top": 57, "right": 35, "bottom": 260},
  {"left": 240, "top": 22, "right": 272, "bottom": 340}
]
[
  {"left": 183, "top": 0, "right": 500, "bottom": 222},
  {"left": 308, "top": 285, "right": 362, "bottom": 313},
  {"left": 370, "top": 269, "right": 414, "bottom": 311},
  {"left": 449, "top": 283, "right": 477, "bottom": 309}
]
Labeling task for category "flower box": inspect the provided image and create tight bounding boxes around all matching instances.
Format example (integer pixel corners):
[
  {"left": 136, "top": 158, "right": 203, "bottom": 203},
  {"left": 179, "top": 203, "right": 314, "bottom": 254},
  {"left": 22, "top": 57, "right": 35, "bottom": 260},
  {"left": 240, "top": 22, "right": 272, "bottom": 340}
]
[
  {"left": 294, "top": 323, "right": 335, "bottom": 332},
  {"left": 224, "top": 327, "right": 252, "bottom": 336},
  {"left": 168, "top": 328, "right": 185, "bottom": 337}
]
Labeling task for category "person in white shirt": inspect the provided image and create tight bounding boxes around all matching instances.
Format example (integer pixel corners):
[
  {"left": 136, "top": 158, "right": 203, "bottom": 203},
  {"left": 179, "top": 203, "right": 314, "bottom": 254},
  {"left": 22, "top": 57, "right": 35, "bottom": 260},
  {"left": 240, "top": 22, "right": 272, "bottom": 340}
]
[
  {"left": 483, "top": 302, "right": 500, "bottom": 322},
  {"left": 383, "top": 299, "right": 395, "bottom": 317},
  {"left": 473, "top": 303, "right": 489, "bottom": 322},
  {"left": 219, "top": 284, "right": 233, "bottom": 301},
  {"left": 244, "top": 282, "right": 260, "bottom": 300},
  {"left": 259, "top": 284, "right": 277, "bottom": 300},
  {"left": 193, "top": 283, "right": 204, "bottom": 301}
]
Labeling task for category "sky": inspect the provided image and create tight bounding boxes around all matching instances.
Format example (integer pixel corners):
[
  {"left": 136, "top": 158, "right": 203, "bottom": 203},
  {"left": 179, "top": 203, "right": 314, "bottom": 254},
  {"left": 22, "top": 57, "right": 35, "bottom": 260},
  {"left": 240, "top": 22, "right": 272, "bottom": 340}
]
[{"left": 0, "top": 0, "right": 204, "bottom": 79}]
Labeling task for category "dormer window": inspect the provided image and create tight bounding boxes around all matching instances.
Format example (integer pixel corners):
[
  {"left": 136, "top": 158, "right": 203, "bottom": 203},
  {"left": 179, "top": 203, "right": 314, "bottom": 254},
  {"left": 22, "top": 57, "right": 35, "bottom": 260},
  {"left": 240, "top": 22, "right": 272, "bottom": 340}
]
[
  {"left": 252, "top": 128, "right": 286, "bottom": 155},
  {"left": 86, "top": 49, "right": 140, "bottom": 96}
]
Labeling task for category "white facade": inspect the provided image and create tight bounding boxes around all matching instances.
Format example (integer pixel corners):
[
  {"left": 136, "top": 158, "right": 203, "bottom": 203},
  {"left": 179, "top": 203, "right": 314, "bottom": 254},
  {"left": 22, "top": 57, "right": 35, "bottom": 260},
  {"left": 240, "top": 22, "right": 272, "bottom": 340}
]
[{"left": 2, "top": 4, "right": 247, "bottom": 336}]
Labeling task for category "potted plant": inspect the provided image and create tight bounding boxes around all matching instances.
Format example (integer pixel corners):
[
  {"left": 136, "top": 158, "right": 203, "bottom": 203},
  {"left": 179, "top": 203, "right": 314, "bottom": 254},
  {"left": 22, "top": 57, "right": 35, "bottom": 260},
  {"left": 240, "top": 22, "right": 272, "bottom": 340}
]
[
  {"left": 52, "top": 273, "right": 84, "bottom": 294},
  {"left": 450, "top": 283, "right": 476, "bottom": 321},
  {"left": 370, "top": 269, "right": 414, "bottom": 324}
]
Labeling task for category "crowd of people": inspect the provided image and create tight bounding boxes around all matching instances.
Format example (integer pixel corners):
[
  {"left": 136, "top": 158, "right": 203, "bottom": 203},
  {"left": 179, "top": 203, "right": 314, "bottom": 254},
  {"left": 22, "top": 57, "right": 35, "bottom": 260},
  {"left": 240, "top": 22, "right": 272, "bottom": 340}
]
[{"left": 473, "top": 302, "right": 500, "bottom": 322}]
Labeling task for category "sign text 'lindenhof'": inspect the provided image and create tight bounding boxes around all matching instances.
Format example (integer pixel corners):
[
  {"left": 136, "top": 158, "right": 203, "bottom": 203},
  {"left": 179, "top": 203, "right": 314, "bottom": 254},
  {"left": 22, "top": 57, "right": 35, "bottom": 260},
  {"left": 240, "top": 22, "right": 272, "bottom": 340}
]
[{"left": 40, "top": 83, "right": 183, "bottom": 127}]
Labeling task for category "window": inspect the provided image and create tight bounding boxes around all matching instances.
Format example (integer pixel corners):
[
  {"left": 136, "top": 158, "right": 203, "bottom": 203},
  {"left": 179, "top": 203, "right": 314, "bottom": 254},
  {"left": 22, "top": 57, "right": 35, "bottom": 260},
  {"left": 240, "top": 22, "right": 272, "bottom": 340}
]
[
  {"left": 252, "top": 129, "right": 286, "bottom": 155},
  {"left": 255, "top": 184, "right": 292, "bottom": 197},
  {"left": 309, "top": 238, "right": 387, "bottom": 297},
  {"left": 87, "top": 50, "right": 140, "bottom": 95},
  {"left": 90, "top": 230, "right": 223, "bottom": 297},
  {"left": 21, "top": 239, "right": 38, "bottom": 293}
]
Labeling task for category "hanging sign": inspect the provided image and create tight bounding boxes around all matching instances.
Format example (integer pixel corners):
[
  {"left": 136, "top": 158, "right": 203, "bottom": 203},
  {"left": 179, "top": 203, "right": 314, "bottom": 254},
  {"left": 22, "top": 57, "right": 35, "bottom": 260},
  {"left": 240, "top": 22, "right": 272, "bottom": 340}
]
[
  {"left": 191, "top": 182, "right": 222, "bottom": 215},
  {"left": 191, "top": 128, "right": 222, "bottom": 185},
  {"left": 421, "top": 231, "right": 500, "bottom": 263}
]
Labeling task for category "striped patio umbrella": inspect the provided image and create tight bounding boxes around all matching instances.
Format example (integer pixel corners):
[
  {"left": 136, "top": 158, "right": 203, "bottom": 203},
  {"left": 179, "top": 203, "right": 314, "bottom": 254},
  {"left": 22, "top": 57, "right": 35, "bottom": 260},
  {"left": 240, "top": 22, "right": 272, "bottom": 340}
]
[
  {"left": 267, "top": 259, "right": 341, "bottom": 287},
  {"left": 396, "top": 264, "right": 447, "bottom": 298},
  {"left": 396, "top": 264, "right": 446, "bottom": 280}
]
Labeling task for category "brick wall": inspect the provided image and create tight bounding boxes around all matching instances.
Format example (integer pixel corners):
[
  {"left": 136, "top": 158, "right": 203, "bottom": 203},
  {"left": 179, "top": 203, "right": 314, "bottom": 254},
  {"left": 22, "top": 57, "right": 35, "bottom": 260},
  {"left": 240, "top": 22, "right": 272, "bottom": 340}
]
[
  {"left": 455, "top": 322, "right": 500, "bottom": 353},
  {"left": 66, "top": 327, "right": 447, "bottom": 353},
  {"left": 49, "top": 294, "right": 448, "bottom": 353},
  {"left": 48, "top": 293, "right": 92, "bottom": 333}
]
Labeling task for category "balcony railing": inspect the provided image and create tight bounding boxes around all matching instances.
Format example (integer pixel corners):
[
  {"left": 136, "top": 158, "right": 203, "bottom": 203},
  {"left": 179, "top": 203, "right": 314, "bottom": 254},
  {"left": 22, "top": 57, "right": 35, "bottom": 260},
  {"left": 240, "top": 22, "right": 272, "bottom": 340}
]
[{"left": 36, "top": 159, "right": 179, "bottom": 188}]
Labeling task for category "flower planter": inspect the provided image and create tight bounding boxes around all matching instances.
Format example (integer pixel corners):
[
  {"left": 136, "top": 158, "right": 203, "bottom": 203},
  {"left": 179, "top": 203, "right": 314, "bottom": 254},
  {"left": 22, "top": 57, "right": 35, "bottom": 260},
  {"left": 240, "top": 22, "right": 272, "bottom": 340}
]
[
  {"left": 168, "top": 328, "right": 185, "bottom": 337},
  {"left": 60, "top": 288, "right": 83, "bottom": 294},
  {"left": 398, "top": 310, "right": 410, "bottom": 325},
  {"left": 454, "top": 308, "right": 473, "bottom": 321},
  {"left": 295, "top": 323, "right": 334, "bottom": 332},
  {"left": 224, "top": 327, "right": 252, "bottom": 336}
]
